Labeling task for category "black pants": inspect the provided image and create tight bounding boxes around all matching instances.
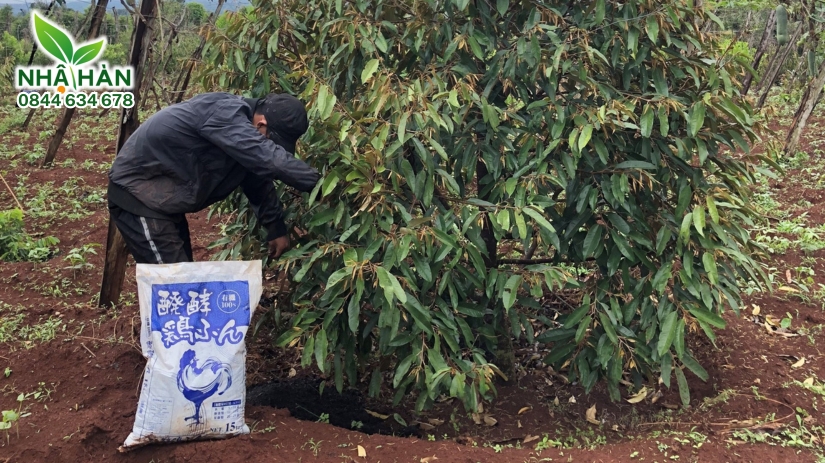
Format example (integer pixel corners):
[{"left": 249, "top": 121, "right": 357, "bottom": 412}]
[{"left": 109, "top": 205, "right": 193, "bottom": 264}]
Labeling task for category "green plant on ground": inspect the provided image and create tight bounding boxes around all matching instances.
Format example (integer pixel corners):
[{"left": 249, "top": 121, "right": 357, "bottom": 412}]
[
  {"left": 204, "top": 0, "right": 770, "bottom": 412},
  {"left": 63, "top": 243, "right": 100, "bottom": 277},
  {"left": 0, "top": 393, "right": 26, "bottom": 443},
  {"left": 0, "top": 209, "right": 59, "bottom": 262}
]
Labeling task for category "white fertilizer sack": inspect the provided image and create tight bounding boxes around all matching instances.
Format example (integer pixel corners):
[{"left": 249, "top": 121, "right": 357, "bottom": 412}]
[{"left": 120, "top": 260, "right": 262, "bottom": 451}]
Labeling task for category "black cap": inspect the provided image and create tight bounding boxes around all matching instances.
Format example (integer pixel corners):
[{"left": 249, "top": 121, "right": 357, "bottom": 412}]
[{"left": 255, "top": 93, "right": 309, "bottom": 154}]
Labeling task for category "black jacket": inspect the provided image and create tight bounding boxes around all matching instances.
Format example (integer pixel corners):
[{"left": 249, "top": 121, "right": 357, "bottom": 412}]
[{"left": 108, "top": 92, "right": 320, "bottom": 240}]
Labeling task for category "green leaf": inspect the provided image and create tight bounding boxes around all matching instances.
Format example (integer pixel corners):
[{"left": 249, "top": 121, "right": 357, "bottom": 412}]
[
  {"left": 583, "top": 225, "right": 602, "bottom": 258},
  {"left": 679, "top": 213, "right": 693, "bottom": 244},
  {"left": 675, "top": 367, "right": 690, "bottom": 407},
  {"left": 681, "top": 353, "right": 709, "bottom": 381},
  {"left": 706, "top": 196, "right": 719, "bottom": 224},
  {"left": 606, "top": 212, "right": 630, "bottom": 235},
  {"left": 655, "top": 226, "right": 672, "bottom": 254},
  {"left": 376, "top": 267, "right": 406, "bottom": 305},
  {"left": 72, "top": 38, "right": 104, "bottom": 65},
  {"left": 496, "top": 0, "right": 509, "bottom": 15},
  {"left": 404, "top": 296, "right": 434, "bottom": 335},
  {"left": 696, "top": 139, "right": 709, "bottom": 164},
  {"left": 652, "top": 69, "right": 668, "bottom": 99},
  {"left": 322, "top": 171, "right": 340, "bottom": 197},
  {"left": 347, "top": 294, "right": 360, "bottom": 333},
  {"left": 234, "top": 48, "right": 245, "bottom": 72},
  {"left": 673, "top": 318, "right": 685, "bottom": 358},
  {"left": 688, "top": 306, "right": 725, "bottom": 329},
  {"left": 615, "top": 160, "right": 656, "bottom": 170},
  {"left": 394, "top": 353, "right": 414, "bottom": 388},
  {"left": 522, "top": 206, "right": 556, "bottom": 233},
  {"left": 33, "top": 12, "right": 73, "bottom": 64},
  {"left": 692, "top": 206, "right": 705, "bottom": 237},
  {"left": 599, "top": 311, "right": 618, "bottom": 345},
  {"left": 661, "top": 353, "right": 672, "bottom": 388},
  {"left": 657, "top": 310, "right": 678, "bottom": 356},
  {"left": 579, "top": 124, "right": 593, "bottom": 150},
  {"left": 640, "top": 106, "right": 654, "bottom": 138},
  {"left": 326, "top": 267, "right": 350, "bottom": 289},
  {"left": 315, "top": 329, "right": 328, "bottom": 374},
  {"left": 361, "top": 58, "right": 380, "bottom": 83},
  {"left": 658, "top": 108, "right": 670, "bottom": 137},
  {"left": 689, "top": 102, "right": 705, "bottom": 137},
  {"left": 702, "top": 252, "right": 718, "bottom": 285},
  {"left": 514, "top": 210, "right": 527, "bottom": 239},
  {"left": 564, "top": 294, "right": 591, "bottom": 328},
  {"left": 646, "top": 15, "right": 660, "bottom": 43},
  {"left": 502, "top": 274, "right": 522, "bottom": 310},
  {"left": 575, "top": 315, "right": 591, "bottom": 344}
]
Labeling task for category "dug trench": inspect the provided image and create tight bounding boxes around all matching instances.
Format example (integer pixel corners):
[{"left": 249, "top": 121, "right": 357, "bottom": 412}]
[{"left": 245, "top": 378, "right": 420, "bottom": 437}]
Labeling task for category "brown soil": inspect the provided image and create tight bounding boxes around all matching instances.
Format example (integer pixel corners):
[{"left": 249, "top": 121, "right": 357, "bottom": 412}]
[{"left": 0, "top": 106, "right": 823, "bottom": 462}]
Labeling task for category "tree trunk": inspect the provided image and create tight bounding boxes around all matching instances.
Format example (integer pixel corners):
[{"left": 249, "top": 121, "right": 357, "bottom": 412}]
[
  {"left": 99, "top": 0, "right": 158, "bottom": 308},
  {"left": 742, "top": 8, "right": 776, "bottom": 96},
  {"left": 783, "top": 58, "right": 825, "bottom": 155},
  {"left": 41, "top": 0, "right": 111, "bottom": 167},
  {"left": 20, "top": 108, "right": 37, "bottom": 131},
  {"left": 755, "top": 24, "right": 802, "bottom": 109},
  {"left": 172, "top": 0, "right": 224, "bottom": 103},
  {"left": 24, "top": 0, "right": 56, "bottom": 66},
  {"left": 477, "top": 155, "right": 513, "bottom": 381},
  {"left": 112, "top": 6, "right": 118, "bottom": 42},
  {"left": 19, "top": 0, "right": 57, "bottom": 132}
]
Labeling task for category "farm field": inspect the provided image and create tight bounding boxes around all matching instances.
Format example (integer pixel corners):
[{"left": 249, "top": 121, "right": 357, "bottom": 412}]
[{"left": 0, "top": 99, "right": 824, "bottom": 463}]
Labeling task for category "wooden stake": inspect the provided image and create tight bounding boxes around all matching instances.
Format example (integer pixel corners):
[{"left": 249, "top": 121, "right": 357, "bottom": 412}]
[
  {"left": 99, "top": 0, "right": 157, "bottom": 308},
  {"left": 40, "top": 0, "right": 111, "bottom": 167}
]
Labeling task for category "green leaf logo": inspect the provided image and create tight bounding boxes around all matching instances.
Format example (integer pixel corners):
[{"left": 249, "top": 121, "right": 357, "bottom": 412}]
[
  {"left": 33, "top": 12, "right": 74, "bottom": 64},
  {"left": 73, "top": 39, "right": 105, "bottom": 66},
  {"left": 32, "top": 11, "right": 106, "bottom": 66}
]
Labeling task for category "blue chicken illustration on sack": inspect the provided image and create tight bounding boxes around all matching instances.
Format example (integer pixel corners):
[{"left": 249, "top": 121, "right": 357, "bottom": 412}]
[
  {"left": 122, "top": 261, "right": 262, "bottom": 450},
  {"left": 177, "top": 350, "right": 232, "bottom": 424}
]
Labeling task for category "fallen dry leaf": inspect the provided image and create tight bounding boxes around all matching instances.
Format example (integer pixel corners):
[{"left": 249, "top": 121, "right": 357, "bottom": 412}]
[
  {"left": 517, "top": 420, "right": 523, "bottom": 428},
  {"left": 427, "top": 418, "right": 444, "bottom": 426},
  {"left": 778, "top": 285, "right": 799, "bottom": 293},
  {"left": 477, "top": 403, "right": 484, "bottom": 414},
  {"left": 553, "top": 396, "right": 560, "bottom": 406},
  {"left": 471, "top": 413, "right": 482, "bottom": 425},
  {"left": 791, "top": 357, "right": 806, "bottom": 369},
  {"left": 420, "top": 457, "right": 438, "bottom": 463},
  {"left": 786, "top": 269, "right": 792, "bottom": 284},
  {"left": 357, "top": 445, "right": 367, "bottom": 458},
  {"left": 483, "top": 415, "right": 498, "bottom": 427},
  {"left": 365, "top": 409, "right": 389, "bottom": 420},
  {"left": 752, "top": 305, "right": 761, "bottom": 316},
  {"left": 585, "top": 404, "right": 600, "bottom": 425},
  {"left": 518, "top": 406, "right": 532, "bottom": 415},
  {"left": 803, "top": 377, "right": 815, "bottom": 387},
  {"left": 288, "top": 367, "right": 297, "bottom": 378},
  {"left": 418, "top": 422, "right": 436, "bottom": 431},
  {"left": 568, "top": 396, "right": 577, "bottom": 404},
  {"left": 523, "top": 435, "right": 540, "bottom": 444},
  {"left": 625, "top": 386, "right": 648, "bottom": 404}
]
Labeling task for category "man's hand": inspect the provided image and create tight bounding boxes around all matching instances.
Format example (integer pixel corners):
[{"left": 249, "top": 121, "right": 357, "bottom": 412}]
[{"left": 268, "top": 235, "right": 290, "bottom": 259}]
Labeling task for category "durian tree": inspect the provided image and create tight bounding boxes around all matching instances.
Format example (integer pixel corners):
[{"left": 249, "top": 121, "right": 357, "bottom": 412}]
[{"left": 202, "top": 0, "right": 771, "bottom": 411}]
